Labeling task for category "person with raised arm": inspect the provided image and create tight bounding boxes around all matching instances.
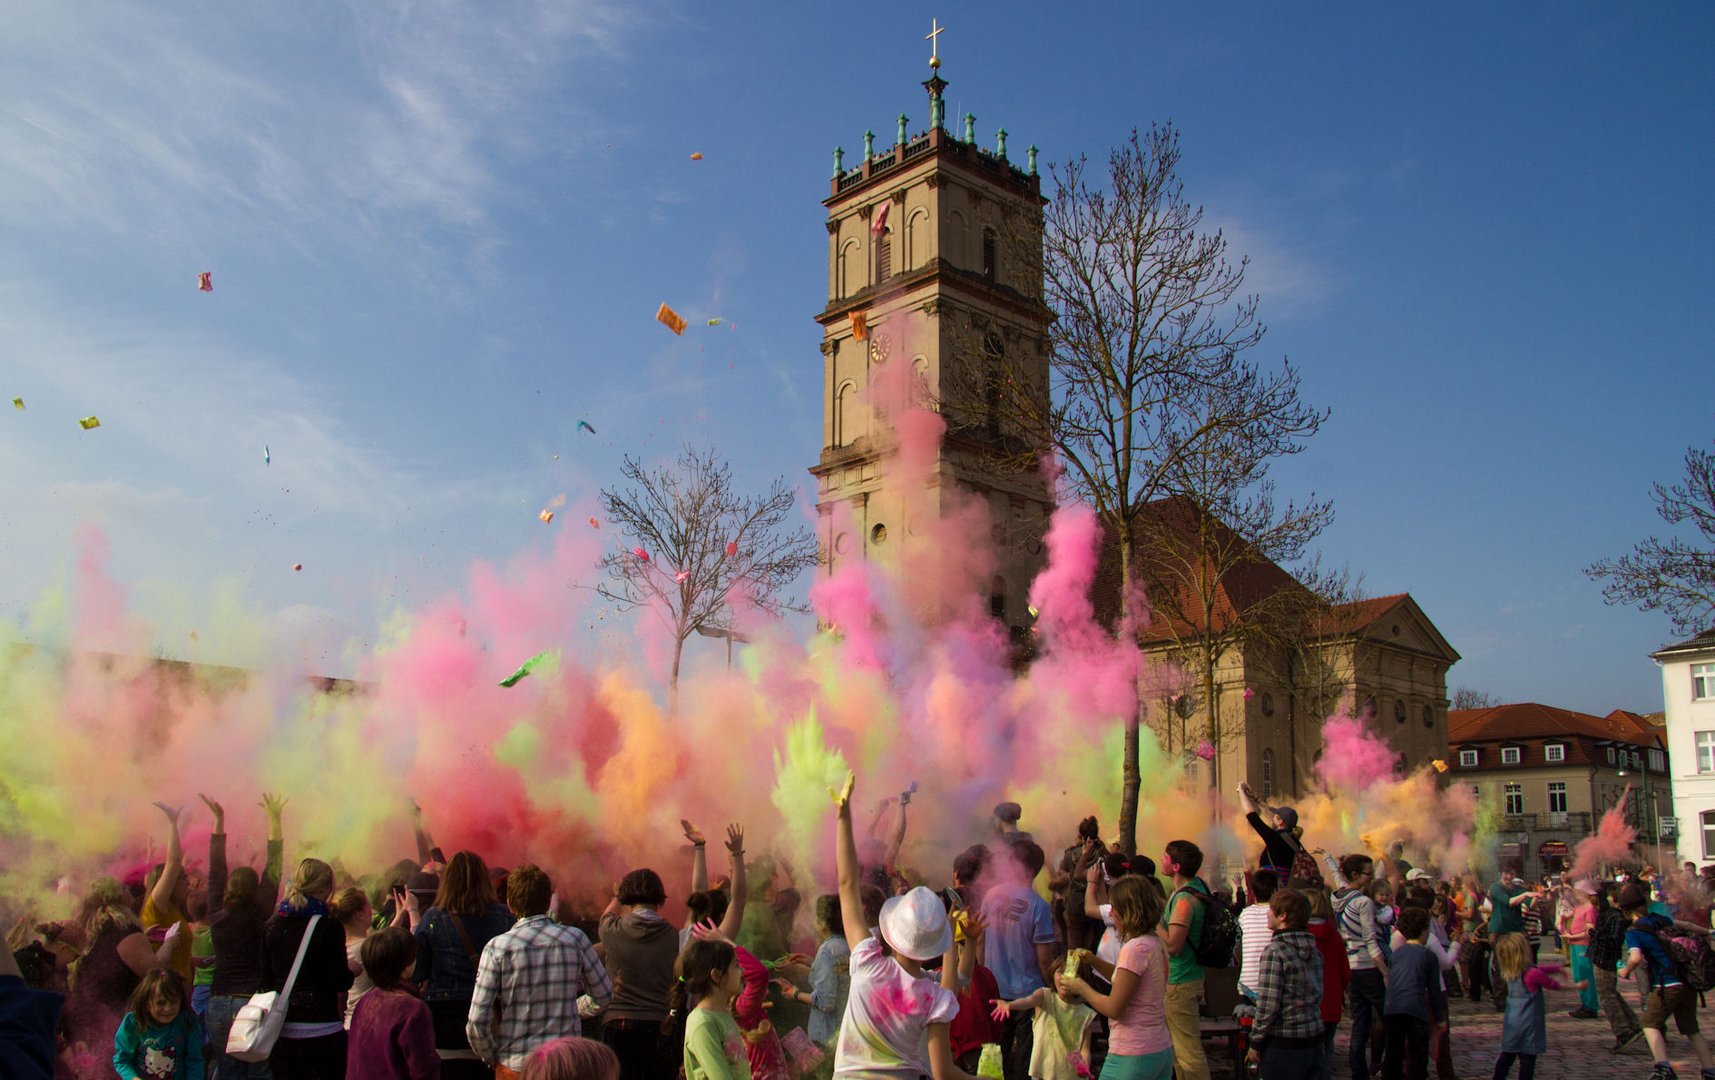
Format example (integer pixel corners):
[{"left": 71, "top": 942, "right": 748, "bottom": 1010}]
[
  {"left": 141, "top": 802, "right": 193, "bottom": 982},
  {"left": 203, "top": 792, "right": 286, "bottom": 1079},
  {"left": 830, "top": 771, "right": 974, "bottom": 1080}
]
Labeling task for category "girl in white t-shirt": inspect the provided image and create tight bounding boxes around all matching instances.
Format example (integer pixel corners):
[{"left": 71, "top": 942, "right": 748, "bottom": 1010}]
[
  {"left": 1059, "top": 877, "right": 1173, "bottom": 1080},
  {"left": 830, "top": 771, "right": 974, "bottom": 1080}
]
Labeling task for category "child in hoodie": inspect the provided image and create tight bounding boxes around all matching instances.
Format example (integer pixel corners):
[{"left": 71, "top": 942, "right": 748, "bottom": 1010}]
[
  {"left": 1247, "top": 888, "right": 1324, "bottom": 1080},
  {"left": 1379, "top": 907, "right": 1444, "bottom": 1080}
]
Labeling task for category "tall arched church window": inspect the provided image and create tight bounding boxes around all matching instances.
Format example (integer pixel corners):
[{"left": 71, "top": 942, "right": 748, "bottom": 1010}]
[
  {"left": 982, "top": 228, "right": 997, "bottom": 280},
  {"left": 875, "top": 227, "right": 892, "bottom": 282},
  {"left": 1261, "top": 749, "right": 1275, "bottom": 800},
  {"left": 834, "top": 380, "right": 856, "bottom": 447},
  {"left": 839, "top": 239, "right": 862, "bottom": 299}
]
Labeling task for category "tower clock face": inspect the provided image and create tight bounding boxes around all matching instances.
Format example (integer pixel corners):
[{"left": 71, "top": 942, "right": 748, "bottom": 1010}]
[{"left": 869, "top": 334, "right": 891, "bottom": 363}]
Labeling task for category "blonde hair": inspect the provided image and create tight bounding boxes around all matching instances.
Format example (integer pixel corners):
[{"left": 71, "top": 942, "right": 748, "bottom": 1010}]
[
  {"left": 79, "top": 877, "right": 141, "bottom": 939},
  {"left": 286, "top": 858, "right": 335, "bottom": 911},
  {"left": 1495, "top": 932, "right": 1531, "bottom": 982},
  {"left": 1109, "top": 876, "right": 1165, "bottom": 940},
  {"left": 330, "top": 886, "right": 370, "bottom": 926}
]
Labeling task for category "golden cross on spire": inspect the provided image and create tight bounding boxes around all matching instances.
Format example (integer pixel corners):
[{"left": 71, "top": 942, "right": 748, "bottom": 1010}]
[{"left": 926, "top": 18, "right": 946, "bottom": 69}]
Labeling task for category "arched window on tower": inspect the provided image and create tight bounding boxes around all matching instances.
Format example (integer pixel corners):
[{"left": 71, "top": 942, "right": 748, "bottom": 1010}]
[
  {"left": 838, "top": 239, "right": 861, "bottom": 298},
  {"left": 982, "top": 332, "right": 1004, "bottom": 434},
  {"left": 1261, "top": 749, "right": 1275, "bottom": 800},
  {"left": 833, "top": 380, "right": 856, "bottom": 448},
  {"left": 905, "top": 208, "right": 928, "bottom": 271},
  {"left": 875, "top": 227, "right": 892, "bottom": 283},
  {"left": 982, "top": 227, "right": 997, "bottom": 280}
]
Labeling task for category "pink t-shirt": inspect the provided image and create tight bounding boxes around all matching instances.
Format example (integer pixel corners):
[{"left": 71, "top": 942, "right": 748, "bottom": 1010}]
[
  {"left": 1108, "top": 934, "right": 1171, "bottom": 1057},
  {"left": 1567, "top": 905, "right": 1597, "bottom": 942}
]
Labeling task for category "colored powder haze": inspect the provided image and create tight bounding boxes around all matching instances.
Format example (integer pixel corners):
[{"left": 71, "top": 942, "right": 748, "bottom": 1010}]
[{"left": 2, "top": 312, "right": 1488, "bottom": 918}]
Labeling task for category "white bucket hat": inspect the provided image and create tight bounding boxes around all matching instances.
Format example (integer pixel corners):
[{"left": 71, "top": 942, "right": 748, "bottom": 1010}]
[{"left": 879, "top": 886, "right": 953, "bottom": 961}]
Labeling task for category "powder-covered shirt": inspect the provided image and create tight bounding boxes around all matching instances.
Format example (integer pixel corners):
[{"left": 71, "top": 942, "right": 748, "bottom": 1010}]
[
  {"left": 833, "top": 934, "right": 960, "bottom": 1078},
  {"left": 1161, "top": 880, "right": 1210, "bottom": 985},
  {"left": 1028, "top": 990, "right": 1096, "bottom": 1080},
  {"left": 981, "top": 883, "right": 1057, "bottom": 999},
  {"left": 1237, "top": 903, "right": 1274, "bottom": 993},
  {"left": 1107, "top": 933, "right": 1171, "bottom": 1057},
  {"left": 685, "top": 1007, "right": 752, "bottom": 1080}
]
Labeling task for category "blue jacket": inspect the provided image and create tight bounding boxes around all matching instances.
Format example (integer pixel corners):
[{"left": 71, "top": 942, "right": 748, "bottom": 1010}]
[{"left": 413, "top": 904, "right": 514, "bottom": 1002}]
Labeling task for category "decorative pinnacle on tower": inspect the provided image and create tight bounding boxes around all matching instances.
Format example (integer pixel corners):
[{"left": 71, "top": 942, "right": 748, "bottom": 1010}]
[{"left": 926, "top": 17, "right": 945, "bottom": 69}]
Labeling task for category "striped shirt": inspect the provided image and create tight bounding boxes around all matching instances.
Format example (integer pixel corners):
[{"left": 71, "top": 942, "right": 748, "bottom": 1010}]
[{"left": 466, "top": 915, "right": 613, "bottom": 1070}]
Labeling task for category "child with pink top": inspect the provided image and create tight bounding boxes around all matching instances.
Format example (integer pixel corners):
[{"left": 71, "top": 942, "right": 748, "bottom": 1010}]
[{"left": 1059, "top": 877, "right": 1173, "bottom": 1080}]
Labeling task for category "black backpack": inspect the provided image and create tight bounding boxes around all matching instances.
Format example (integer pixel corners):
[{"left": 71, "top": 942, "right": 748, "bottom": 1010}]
[{"left": 1180, "top": 885, "right": 1240, "bottom": 969}]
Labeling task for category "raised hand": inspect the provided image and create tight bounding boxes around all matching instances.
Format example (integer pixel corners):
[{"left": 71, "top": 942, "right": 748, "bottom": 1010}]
[
  {"left": 260, "top": 793, "right": 287, "bottom": 819},
  {"left": 725, "top": 824, "right": 745, "bottom": 857},
  {"left": 198, "top": 795, "right": 224, "bottom": 826},
  {"left": 830, "top": 770, "right": 855, "bottom": 809},
  {"left": 681, "top": 819, "right": 706, "bottom": 846},
  {"left": 153, "top": 802, "right": 183, "bottom": 825},
  {"left": 690, "top": 918, "right": 734, "bottom": 946}
]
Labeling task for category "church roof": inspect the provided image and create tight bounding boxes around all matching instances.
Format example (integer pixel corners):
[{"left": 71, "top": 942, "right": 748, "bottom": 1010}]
[{"left": 1090, "top": 496, "right": 1452, "bottom": 658}]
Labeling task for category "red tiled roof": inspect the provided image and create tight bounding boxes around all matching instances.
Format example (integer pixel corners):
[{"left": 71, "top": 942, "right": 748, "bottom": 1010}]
[{"left": 1448, "top": 702, "right": 1663, "bottom": 749}]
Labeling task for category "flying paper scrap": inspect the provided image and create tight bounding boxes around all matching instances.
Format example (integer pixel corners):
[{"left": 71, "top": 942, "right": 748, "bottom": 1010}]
[
  {"left": 849, "top": 311, "right": 867, "bottom": 341},
  {"left": 870, "top": 200, "right": 890, "bottom": 237},
  {"left": 1027, "top": 604, "right": 1039, "bottom": 618},
  {"left": 707, "top": 318, "right": 722, "bottom": 326},
  {"left": 725, "top": 541, "right": 739, "bottom": 557},
  {"left": 690, "top": 152, "right": 704, "bottom": 160},
  {"left": 588, "top": 517, "right": 600, "bottom": 529},
  {"left": 675, "top": 571, "right": 690, "bottom": 583},
  {"left": 198, "top": 272, "right": 213, "bottom": 292},
  {"left": 263, "top": 445, "right": 271, "bottom": 465},
  {"left": 1242, "top": 688, "right": 1256, "bottom": 700},
  {"left": 633, "top": 547, "right": 651, "bottom": 562},
  {"left": 1431, "top": 759, "right": 1449, "bottom": 773},
  {"left": 11, "top": 398, "right": 22, "bottom": 410},
  {"left": 499, "top": 649, "right": 558, "bottom": 688},
  {"left": 539, "top": 510, "right": 555, "bottom": 524},
  {"left": 1194, "top": 739, "right": 1216, "bottom": 762},
  {"left": 292, "top": 563, "right": 302, "bottom": 571},
  {"left": 577, "top": 420, "right": 596, "bottom": 435},
  {"left": 78, "top": 416, "right": 101, "bottom": 430},
  {"left": 656, "top": 303, "right": 687, "bottom": 336}
]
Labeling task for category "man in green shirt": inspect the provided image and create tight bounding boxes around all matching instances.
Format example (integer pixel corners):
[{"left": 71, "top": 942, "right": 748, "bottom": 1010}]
[
  {"left": 1488, "top": 863, "right": 1541, "bottom": 937},
  {"left": 1161, "top": 839, "right": 1211, "bottom": 1080}
]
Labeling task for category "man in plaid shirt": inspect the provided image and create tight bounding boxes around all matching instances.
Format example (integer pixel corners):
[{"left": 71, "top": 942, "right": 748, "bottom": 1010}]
[
  {"left": 1248, "top": 888, "right": 1326, "bottom": 1079},
  {"left": 467, "top": 864, "right": 613, "bottom": 1075}
]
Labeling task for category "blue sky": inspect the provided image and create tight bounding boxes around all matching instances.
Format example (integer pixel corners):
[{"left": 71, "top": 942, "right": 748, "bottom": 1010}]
[{"left": 0, "top": 2, "right": 1709, "bottom": 712}]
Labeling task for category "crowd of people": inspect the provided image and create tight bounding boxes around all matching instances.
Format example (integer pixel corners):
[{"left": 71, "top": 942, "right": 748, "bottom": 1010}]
[{"left": 4, "top": 777, "right": 1715, "bottom": 1080}]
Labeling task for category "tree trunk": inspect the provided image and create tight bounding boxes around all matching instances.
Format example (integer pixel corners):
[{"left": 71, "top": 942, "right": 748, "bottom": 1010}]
[
  {"left": 1203, "top": 648, "right": 1220, "bottom": 795},
  {"left": 668, "top": 633, "right": 685, "bottom": 718},
  {"left": 1117, "top": 536, "right": 1141, "bottom": 858}
]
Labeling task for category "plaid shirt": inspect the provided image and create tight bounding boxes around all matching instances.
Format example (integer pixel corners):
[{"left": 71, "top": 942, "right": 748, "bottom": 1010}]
[
  {"left": 466, "top": 914, "right": 613, "bottom": 1069},
  {"left": 1251, "top": 930, "right": 1325, "bottom": 1045}
]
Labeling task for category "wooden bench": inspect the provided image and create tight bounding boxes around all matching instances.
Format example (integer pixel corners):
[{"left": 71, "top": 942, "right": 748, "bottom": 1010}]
[{"left": 1199, "top": 1015, "right": 1248, "bottom": 1080}]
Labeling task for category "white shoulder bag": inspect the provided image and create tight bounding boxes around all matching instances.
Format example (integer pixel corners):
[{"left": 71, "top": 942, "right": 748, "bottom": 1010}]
[{"left": 226, "top": 914, "right": 321, "bottom": 1062}]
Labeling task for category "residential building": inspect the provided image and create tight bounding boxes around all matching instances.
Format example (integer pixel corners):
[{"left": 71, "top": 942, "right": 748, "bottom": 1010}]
[
  {"left": 1447, "top": 703, "right": 1671, "bottom": 880},
  {"left": 811, "top": 56, "right": 1053, "bottom": 634},
  {"left": 1651, "top": 629, "right": 1715, "bottom": 865}
]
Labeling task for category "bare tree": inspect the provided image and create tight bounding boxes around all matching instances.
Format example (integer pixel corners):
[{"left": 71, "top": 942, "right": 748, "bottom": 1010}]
[
  {"left": 1587, "top": 436, "right": 1715, "bottom": 636},
  {"left": 1451, "top": 687, "right": 1496, "bottom": 711},
  {"left": 964, "top": 124, "right": 1326, "bottom": 853},
  {"left": 598, "top": 446, "right": 818, "bottom": 713}
]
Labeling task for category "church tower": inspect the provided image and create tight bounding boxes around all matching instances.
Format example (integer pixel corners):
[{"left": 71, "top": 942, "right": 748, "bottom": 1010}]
[{"left": 811, "top": 30, "right": 1055, "bottom": 634}]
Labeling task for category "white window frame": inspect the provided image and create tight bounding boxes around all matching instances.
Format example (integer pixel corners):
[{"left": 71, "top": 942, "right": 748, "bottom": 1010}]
[
  {"left": 1650, "top": 749, "right": 1666, "bottom": 773},
  {"left": 1502, "top": 746, "right": 1521, "bottom": 765},
  {"left": 1703, "top": 810, "right": 1715, "bottom": 860},
  {"left": 1694, "top": 662, "right": 1715, "bottom": 701},
  {"left": 1545, "top": 743, "right": 1565, "bottom": 762},
  {"left": 1697, "top": 731, "right": 1715, "bottom": 774},
  {"left": 1607, "top": 746, "right": 1617, "bottom": 765},
  {"left": 1459, "top": 749, "right": 1479, "bottom": 768},
  {"left": 1505, "top": 783, "right": 1524, "bottom": 816},
  {"left": 1547, "top": 781, "right": 1568, "bottom": 814}
]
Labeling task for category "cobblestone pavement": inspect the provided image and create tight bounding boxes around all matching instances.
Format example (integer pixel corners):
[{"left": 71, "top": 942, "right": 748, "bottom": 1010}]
[{"left": 1313, "top": 989, "right": 1710, "bottom": 1079}]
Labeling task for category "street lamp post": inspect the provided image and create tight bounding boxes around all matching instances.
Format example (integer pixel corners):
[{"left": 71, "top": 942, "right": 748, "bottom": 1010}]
[
  {"left": 694, "top": 624, "right": 750, "bottom": 669},
  {"left": 1618, "top": 744, "right": 1666, "bottom": 872}
]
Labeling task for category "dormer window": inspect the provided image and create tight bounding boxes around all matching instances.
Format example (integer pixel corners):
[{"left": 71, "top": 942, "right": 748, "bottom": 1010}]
[
  {"left": 1545, "top": 744, "right": 1565, "bottom": 763},
  {"left": 1459, "top": 749, "right": 1479, "bottom": 768},
  {"left": 1501, "top": 746, "right": 1521, "bottom": 765}
]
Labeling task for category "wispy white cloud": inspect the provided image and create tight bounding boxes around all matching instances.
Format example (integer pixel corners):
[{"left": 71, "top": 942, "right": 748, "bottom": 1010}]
[{"left": 0, "top": 0, "right": 635, "bottom": 262}]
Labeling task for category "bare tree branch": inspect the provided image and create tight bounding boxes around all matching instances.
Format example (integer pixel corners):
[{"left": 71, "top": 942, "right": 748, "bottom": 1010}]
[
  {"left": 598, "top": 446, "right": 819, "bottom": 711},
  {"left": 1587, "top": 437, "right": 1715, "bottom": 636}
]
